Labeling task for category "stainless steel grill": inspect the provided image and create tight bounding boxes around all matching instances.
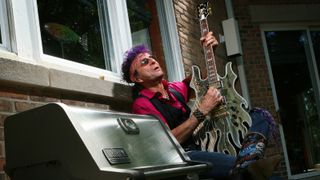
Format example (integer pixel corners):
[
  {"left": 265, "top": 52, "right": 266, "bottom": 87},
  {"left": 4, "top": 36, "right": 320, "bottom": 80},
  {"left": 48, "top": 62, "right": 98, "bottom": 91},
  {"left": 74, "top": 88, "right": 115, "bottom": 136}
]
[{"left": 4, "top": 103, "right": 211, "bottom": 180}]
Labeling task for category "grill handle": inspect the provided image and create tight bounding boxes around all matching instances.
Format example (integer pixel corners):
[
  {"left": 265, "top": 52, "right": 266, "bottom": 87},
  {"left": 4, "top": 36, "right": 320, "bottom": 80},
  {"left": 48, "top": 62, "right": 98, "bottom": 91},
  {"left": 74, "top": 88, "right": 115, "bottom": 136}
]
[{"left": 142, "top": 161, "right": 212, "bottom": 179}]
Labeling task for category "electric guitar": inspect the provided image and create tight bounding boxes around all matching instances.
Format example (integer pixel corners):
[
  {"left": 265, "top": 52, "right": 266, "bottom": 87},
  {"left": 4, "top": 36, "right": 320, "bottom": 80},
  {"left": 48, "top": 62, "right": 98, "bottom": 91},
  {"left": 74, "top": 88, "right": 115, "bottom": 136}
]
[{"left": 190, "top": 2, "right": 252, "bottom": 156}]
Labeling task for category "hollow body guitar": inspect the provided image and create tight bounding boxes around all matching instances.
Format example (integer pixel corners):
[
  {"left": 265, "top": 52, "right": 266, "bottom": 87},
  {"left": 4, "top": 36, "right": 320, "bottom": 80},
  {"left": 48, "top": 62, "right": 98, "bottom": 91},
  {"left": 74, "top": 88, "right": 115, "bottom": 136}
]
[{"left": 190, "top": 2, "right": 252, "bottom": 156}]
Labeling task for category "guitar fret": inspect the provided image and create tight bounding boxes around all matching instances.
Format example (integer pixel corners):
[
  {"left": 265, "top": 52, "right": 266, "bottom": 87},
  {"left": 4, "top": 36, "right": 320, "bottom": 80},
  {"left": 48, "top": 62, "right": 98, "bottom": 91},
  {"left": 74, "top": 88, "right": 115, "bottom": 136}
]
[{"left": 200, "top": 18, "right": 219, "bottom": 85}]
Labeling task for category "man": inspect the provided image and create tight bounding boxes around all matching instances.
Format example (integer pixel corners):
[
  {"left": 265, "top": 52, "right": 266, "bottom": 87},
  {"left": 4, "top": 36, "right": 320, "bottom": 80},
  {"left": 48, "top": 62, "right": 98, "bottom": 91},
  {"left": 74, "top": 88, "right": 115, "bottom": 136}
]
[{"left": 121, "top": 32, "right": 280, "bottom": 179}]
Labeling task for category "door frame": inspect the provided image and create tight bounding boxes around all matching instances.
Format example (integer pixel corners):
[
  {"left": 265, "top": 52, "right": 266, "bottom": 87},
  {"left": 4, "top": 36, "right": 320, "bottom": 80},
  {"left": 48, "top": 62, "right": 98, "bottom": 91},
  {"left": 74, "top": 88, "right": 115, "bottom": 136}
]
[{"left": 261, "top": 25, "right": 320, "bottom": 179}]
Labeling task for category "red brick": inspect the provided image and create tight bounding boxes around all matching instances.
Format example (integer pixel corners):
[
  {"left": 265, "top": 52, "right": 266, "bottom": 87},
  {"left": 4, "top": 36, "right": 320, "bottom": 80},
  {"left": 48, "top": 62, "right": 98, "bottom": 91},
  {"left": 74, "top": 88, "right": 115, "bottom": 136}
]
[
  {"left": 0, "top": 91, "right": 28, "bottom": 100},
  {"left": 0, "top": 157, "right": 5, "bottom": 171},
  {"left": 30, "top": 95, "right": 61, "bottom": 103},
  {"left": 61, "top": 99, "right": 86, "bottom": 107},
  {"left": 0, "top": 128, "right": 3, "bottom": 141},
  {"left": 0, "top": 141, "right": 4, "bottom": 157},
  {"left": 0, "top": 100, "right": 12, "bottom": 112},
  {"left": 14, "top": 102, "right": 43, "bottom": 112},
  {"left": 0, "top": 114, "right": 9, "bottom": 126}
]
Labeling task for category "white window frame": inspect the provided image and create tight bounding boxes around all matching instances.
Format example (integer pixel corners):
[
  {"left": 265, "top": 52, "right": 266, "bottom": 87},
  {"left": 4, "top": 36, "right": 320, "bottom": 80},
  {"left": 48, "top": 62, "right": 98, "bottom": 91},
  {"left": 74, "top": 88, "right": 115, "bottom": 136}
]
[
  {"left": 7, "top": 0, "right": 131, "bottom": 83},
  {"left": 156, "top": 0, "right": 185, "bottom": 82},
  {"left": 0, "top": 0, "right": 11, "bottom": 51},
  {"left": 7, "top": 0, "right": 183, "bottom": 84}
]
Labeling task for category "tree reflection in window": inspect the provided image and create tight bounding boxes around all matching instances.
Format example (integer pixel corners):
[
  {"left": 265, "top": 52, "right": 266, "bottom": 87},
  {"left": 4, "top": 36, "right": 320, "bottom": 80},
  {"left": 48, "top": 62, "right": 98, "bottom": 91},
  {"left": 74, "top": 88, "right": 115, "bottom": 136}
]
[
  {"left": 37, "top": 0, "right": 108, "bottom": 69},
  {"left": 303, "top": 88, "right": 320, "bottom": 165}
]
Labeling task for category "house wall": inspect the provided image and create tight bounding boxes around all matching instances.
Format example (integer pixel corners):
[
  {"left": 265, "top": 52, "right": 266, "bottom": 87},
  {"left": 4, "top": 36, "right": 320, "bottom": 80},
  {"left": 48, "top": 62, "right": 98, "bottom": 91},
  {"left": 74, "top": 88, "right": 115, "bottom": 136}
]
[{"left": 173, "top": 0, "right": 320, "bottom": 179}]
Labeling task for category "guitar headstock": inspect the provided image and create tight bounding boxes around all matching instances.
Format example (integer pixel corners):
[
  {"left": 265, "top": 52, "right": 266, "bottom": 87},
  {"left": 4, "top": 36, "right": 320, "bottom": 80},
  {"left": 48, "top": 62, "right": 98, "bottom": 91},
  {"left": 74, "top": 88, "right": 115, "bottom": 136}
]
[{"left": 197, "top": 2, "right": 211, "bottom": 19}]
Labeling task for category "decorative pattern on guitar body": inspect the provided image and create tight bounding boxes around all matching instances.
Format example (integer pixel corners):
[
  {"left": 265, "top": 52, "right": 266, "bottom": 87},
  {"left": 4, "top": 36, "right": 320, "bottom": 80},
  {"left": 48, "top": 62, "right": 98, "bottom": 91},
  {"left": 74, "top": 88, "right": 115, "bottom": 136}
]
[{"left": 190, "top": 2, "right": 252, "bottom": 156}]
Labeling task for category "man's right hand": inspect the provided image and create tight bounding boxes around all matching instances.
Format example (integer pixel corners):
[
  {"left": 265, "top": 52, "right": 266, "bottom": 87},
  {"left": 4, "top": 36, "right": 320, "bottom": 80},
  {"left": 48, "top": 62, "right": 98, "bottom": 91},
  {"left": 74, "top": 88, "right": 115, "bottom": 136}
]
[{"left": 198, "top": 87, "right": 223, "bottom": 115}]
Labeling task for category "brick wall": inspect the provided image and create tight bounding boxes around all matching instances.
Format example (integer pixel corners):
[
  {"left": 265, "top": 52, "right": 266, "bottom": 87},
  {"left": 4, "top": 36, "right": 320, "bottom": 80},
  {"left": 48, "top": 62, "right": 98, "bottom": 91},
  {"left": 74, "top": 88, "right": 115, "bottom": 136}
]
[
  {"left": 173, "top": 0, "right": 228, "bottom": 78},
  {"left": 173, "top": 0, "right": 203, "bottom": 77},
  {"left": 174, "top": 0, "right": 286, "bottom": 178}
]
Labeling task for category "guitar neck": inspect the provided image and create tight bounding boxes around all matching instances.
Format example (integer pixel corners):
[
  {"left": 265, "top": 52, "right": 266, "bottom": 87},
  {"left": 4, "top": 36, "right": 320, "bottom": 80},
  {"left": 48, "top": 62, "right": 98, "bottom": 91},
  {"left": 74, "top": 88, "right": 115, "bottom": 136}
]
[{"left": 199, "top": 17, "right": 219, "bottom": 86}]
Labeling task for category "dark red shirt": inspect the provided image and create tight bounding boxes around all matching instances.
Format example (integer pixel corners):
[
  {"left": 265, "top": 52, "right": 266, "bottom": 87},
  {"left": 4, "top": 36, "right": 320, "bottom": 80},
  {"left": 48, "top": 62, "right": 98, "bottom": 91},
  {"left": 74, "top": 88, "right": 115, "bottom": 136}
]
[{"left": 132, "top": 80, "right": 189, "bottom": 125}]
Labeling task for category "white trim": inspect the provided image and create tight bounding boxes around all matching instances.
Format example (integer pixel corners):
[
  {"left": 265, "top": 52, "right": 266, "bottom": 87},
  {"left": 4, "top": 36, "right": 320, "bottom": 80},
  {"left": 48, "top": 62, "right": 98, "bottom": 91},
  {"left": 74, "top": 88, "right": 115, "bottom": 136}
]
[
  {"left": 260, "top": 29, "right": 279, "bottom": 110},
  {"left": 38, "top": 54, "right": 123, "bottom": 83},
  {"left": 10, "top": 0, "right": 38, "bottom": 63},
  {"left": 0, "top": 49, "right": 18, "bottom": 60},
  {"left": 0, "top": 0, "right": 10, "bottom": 50},
  {"left": 31, "top": 0, "right": 44, "bottom": 63},
  {"left": 107, "top": 0, "right": 132, "bottom": 75},
  {"left": 156, "top": 0, "right": 185, "bottom": 81},
  {"left": 278, "top": 124, "right": 292, "bottom": 177}
]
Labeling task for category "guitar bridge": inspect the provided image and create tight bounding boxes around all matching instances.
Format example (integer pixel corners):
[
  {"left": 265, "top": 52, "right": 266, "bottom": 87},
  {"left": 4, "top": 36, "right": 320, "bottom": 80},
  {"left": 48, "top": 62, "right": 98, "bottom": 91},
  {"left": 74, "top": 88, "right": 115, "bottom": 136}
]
[{"left": 211, "top": 104, "right": 229, "bottom": 119}]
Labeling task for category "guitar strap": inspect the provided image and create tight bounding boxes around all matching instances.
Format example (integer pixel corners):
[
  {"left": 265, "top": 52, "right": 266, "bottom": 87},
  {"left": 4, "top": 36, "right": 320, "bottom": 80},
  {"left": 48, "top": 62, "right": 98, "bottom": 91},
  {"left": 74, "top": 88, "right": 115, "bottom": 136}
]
[
  {"left": 137, "top": 87, "right": 191, "bottom": 129},
  {"left": 168, "top": 87, "right": 191, "bottom": 116},
  {"left": 138, "top": 87, "right": 200, "bottom": 151}
]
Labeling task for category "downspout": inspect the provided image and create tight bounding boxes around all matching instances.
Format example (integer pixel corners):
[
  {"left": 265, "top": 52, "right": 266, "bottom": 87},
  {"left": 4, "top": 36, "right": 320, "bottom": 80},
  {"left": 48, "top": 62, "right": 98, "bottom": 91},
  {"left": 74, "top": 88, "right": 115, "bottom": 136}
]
[{"left": 224, "top": 0, "right": 251, "bottom": 108}]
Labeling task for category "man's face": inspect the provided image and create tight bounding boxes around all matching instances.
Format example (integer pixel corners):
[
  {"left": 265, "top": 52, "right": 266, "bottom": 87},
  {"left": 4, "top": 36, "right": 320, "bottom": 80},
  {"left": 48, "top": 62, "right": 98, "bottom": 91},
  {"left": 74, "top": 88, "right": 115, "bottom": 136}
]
[{"left": 130, "top": 52, "right": 164, "bottom": 84}]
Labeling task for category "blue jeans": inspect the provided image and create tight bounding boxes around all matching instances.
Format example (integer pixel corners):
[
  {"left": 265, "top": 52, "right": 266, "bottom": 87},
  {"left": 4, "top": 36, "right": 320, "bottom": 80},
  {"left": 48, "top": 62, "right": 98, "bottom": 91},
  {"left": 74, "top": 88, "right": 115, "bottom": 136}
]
[{"left": 187, "top": 108, "right": 273, "bottom": 178}]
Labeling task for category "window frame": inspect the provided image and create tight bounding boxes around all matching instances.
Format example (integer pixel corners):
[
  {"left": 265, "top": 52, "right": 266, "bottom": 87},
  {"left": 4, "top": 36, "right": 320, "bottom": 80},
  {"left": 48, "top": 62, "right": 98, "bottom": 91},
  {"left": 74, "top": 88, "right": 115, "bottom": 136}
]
[
  {"left": 156, "top": 0, "right": 185, "bottom": 82},
  {"left": 6, "top": 0, "right": 183, "bottom": 84},
  {"left": 0, "top": 0, "right": 11, "bottom": 51}
]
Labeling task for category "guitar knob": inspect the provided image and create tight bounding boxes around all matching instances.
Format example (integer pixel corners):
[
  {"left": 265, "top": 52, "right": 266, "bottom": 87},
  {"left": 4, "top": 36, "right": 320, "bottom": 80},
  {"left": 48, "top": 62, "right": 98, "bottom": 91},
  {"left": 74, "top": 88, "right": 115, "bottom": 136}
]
[{"left": 230, "top": 106, "right": 237, "bottom": 112}]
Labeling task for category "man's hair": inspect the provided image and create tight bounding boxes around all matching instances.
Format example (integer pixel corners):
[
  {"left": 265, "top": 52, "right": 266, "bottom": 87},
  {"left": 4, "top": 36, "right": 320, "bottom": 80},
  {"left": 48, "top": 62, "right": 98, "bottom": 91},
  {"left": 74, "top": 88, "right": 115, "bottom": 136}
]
[{"left": 121, "top": 44, "right": 150, "bottom": 83}]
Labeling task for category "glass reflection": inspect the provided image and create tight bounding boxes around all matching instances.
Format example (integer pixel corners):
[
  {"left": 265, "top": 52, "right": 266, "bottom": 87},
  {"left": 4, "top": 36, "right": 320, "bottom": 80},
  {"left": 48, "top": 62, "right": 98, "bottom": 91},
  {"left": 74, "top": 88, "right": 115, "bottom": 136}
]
[{"left": 37, "top": 0, "right": 107, "bottom": 69}]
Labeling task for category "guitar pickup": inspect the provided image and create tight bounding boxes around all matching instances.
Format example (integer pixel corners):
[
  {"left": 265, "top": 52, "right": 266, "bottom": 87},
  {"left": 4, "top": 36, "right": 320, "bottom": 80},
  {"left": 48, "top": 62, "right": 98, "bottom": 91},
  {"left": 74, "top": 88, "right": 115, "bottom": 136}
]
[{"left": 209, "top": 80, "right": 223, "bottom": 89}]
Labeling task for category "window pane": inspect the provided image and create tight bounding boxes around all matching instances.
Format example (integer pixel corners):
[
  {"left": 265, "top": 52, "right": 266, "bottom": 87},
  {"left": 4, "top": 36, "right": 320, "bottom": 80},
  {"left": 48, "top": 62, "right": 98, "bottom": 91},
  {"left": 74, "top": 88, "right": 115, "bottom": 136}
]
[
  {"left": 311, "top": 31, "right": 320, "bottom": 78},
  {"left": 127, "top": 0, "right": 152, "bottom": 48},
  {"left": 126, "top": 0, "right": 167, "bottom": 78},
  {"left": 37, "top": 0, "right": 111, "bottom": 70}
]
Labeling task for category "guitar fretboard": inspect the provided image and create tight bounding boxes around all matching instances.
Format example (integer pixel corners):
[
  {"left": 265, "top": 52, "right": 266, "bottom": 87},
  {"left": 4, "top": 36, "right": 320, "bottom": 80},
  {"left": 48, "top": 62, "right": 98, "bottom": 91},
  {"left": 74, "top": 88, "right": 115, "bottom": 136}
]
[{"left": 200, "top": 18, "right": 219, "bottom": 86}]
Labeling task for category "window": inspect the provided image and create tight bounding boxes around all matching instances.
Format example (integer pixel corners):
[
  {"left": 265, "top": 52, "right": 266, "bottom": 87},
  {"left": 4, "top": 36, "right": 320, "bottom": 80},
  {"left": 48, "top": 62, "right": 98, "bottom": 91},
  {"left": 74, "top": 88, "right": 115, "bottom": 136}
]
[
  {"left": 29, "top": 0, "right": 131, "bottom": 81},
  {"left": 126, "top": 0, "right": 167, "bottom": 77},
  {"left": 126, "top": 0, "right": 185, "bottom": 81},
  {"left": 6, "top": 0, "right": 182, "bottom": 83},
  {"left": 264, "top": 30, "right": 320, "bottom": 177},
  {"left": 37, "top": 0, "right": 111, "bottom": 70}
]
